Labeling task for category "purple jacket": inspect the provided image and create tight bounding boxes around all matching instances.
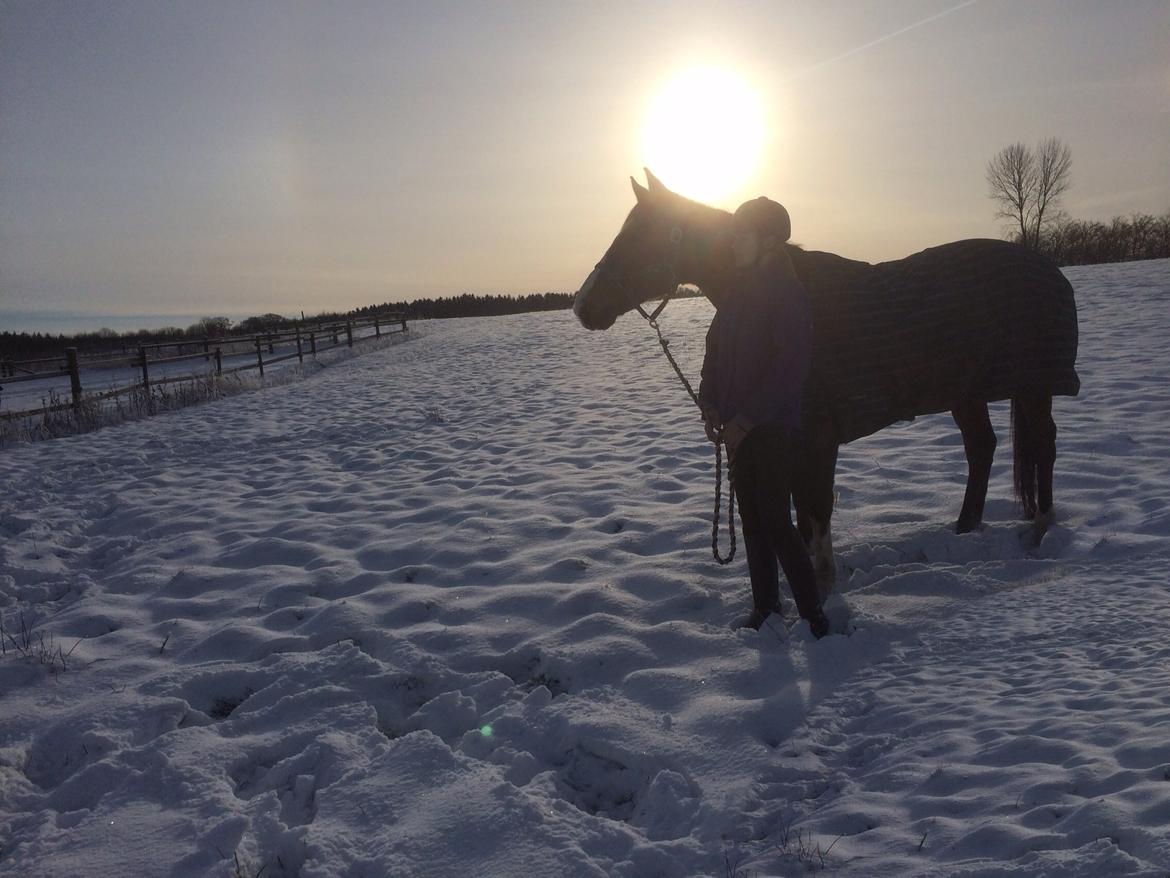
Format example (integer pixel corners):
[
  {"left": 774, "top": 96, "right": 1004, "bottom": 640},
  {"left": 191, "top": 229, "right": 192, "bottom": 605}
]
[{"left": 698, "top": 259, "right": 812, "bottom": 432}]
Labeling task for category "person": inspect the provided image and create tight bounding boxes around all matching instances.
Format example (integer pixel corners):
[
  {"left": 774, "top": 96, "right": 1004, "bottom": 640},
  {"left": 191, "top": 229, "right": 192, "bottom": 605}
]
[{"left": 697, "top": 197, "right": 830, "bottom": 638}]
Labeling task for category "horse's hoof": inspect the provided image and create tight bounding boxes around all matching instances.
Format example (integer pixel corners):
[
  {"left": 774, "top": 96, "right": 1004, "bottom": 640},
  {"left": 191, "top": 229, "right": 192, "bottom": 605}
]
[
  {"left": 954, "top": 518, "right": 981, "bottom": 534},
  {"left": 1029, "top": 509, "right": 1055, "bottom": 545}
]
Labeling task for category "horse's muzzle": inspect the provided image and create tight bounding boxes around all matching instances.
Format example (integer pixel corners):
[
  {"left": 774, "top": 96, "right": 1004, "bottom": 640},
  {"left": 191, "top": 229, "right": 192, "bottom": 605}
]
[{"left": 573, "top": 269, "right": 617, "bottom": 330}]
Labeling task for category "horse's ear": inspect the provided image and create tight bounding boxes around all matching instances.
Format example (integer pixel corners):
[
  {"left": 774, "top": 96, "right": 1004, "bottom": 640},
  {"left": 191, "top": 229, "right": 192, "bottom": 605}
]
[
  {"left": 644, "top": 167, "right": 665, "bottom": 192},
  {"left": 631, "top": 175, "right": 650, "bottom": 203}
]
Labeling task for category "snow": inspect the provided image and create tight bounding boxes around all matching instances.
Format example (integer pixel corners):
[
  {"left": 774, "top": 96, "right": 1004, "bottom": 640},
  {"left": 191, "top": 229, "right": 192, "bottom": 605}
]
[{"left": 1, "top": 259, "right": 1169, "bottom": 877}]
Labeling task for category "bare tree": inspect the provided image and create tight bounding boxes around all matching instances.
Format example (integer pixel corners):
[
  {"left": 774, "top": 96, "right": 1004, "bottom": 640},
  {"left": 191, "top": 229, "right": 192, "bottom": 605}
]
[
  {"left": 986, "top": 138, "right": 1072, "bottom": 249},
  {"left": 1032, "top": 137, "right": 1072, "bottom": 246},
  {"left": 987, "top": 142, "right": 1036, "bottom": 246}
]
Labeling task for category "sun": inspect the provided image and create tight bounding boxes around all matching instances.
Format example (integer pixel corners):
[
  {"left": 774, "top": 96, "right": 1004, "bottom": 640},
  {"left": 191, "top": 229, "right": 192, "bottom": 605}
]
[{"left": 641, "top": 66, "right": 767, "bottom": 205}]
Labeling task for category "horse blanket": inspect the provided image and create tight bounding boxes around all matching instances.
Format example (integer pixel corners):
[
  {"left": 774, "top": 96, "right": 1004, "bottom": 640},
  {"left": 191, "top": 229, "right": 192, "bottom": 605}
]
[{"left": 789, "top": 238, "right": 1080, "bottom": 445}]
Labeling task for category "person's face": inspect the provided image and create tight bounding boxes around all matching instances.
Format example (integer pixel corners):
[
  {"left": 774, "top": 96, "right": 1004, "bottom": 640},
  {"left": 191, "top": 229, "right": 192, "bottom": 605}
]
[{"left": 732, "top": 226, "right": 760, "bottom": 269}]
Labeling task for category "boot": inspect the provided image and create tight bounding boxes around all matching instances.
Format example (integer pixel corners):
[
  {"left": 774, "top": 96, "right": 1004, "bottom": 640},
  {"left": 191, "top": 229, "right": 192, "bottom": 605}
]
[
  {"left": 733, "top": 603, "right": 784, "bottom": 631},
  {"left": 805, "top": 606, "right": 830, "bottom": 640}
]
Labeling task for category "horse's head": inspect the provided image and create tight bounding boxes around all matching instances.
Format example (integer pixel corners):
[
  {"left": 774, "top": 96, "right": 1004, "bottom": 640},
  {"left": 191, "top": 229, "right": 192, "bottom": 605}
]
[{"left": 573, "top": 169, "right": 731, "bottom": 330}]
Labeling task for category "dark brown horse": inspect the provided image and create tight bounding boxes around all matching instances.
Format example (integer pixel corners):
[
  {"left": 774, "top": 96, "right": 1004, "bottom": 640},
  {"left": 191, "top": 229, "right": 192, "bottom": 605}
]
[{"left": 574, "top": 171, "right": 1080, "bottom": 592}]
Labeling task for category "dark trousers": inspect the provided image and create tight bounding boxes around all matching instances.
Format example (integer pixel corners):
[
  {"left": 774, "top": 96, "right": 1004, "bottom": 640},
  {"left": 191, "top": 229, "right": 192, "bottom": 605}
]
[{"left": 732, "top": 426, "right": 822, "bottom": 621}]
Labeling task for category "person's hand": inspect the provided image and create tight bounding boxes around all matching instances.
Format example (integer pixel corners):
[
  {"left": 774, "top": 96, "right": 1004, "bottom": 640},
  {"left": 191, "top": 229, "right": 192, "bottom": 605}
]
[
  {"left": 723, "top": 415, "right": 754, "bottom": 454},
  {"left": 702, "top": 407, "right": 721, "bottom": 443}
]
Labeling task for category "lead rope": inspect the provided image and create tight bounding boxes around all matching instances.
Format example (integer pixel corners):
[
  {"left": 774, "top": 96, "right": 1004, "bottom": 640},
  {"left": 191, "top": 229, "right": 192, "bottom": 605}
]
[{"left": 646, "top": 317, "right": 737, "bottom": 564}]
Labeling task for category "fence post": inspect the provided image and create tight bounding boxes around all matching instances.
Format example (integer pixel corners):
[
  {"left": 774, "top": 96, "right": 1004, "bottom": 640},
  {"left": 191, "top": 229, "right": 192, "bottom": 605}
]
[
  {"left": 267, "top": 335, "right": 275, "bottom": 355},
  {"left": 138, "top": 345, "right": 153, "bottom": 412},
  {"left": 310, "top": 332, "right": 317, "bottom": 357},
  {"left": 374, "top": 316, "right": 381, "bottom": 338},
  {"left": 215, "top": 347, "right": 223, "bottom": 375},
  {"left": 65, "top": 347, "right": 83, "bottom": 416},
  {"left": 332, "top": 325, "right": 339, "bottom": 344},
  {"left": 203, "top": 340, "right": 210, "bottom": 363},
  {"left": 255, "top": 338, "right": 264, "bottom": 376},
  {"left": 138, "top": 346, "right": 150, "bottom": 393},
  {"left": 346, "top": 321, "right": 353, "bottom": 347},
  {"left": 295, "top": 327, "right": 303, "bottom": 364}
]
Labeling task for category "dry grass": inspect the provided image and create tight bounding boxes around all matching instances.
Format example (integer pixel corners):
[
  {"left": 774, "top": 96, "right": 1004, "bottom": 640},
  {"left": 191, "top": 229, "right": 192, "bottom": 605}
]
[{"left": 0, "top": 610, "right": 81, "bottom": 677}]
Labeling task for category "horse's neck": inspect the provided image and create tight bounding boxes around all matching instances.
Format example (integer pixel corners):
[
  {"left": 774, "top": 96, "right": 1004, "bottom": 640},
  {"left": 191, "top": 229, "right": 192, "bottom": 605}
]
[
  {"left": 681, "top": 206, "right": 735, "bottom": 306},
  {"left": 698, "top": 274, "right": 732, "bottom": 306},
  {"left": 691, "top": 267, "right": 733, "bottom": 310},
  {"left": 691, "top": 243, "right": 873, "bottom": 307}
]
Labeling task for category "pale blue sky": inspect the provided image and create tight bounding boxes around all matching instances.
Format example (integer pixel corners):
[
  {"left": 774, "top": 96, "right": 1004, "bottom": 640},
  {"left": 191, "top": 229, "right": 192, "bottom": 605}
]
[{"left": 2, "top": 0, "right": 1167, "bottom": 332}]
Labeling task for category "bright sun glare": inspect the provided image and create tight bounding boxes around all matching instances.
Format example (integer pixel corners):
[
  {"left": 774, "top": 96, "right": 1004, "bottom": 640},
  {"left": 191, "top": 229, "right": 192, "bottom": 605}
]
[{"left": 641, "top": 66, "right": 767, "bottom": 205}]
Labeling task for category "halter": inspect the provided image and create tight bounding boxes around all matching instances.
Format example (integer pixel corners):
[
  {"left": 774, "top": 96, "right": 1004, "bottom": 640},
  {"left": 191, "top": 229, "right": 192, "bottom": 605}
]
[
  {"left": 634, "top": 223, "right": 684, "bottom": 325},
  {"left": 591, "top": 221, "right": 686, "bottom": 327}
]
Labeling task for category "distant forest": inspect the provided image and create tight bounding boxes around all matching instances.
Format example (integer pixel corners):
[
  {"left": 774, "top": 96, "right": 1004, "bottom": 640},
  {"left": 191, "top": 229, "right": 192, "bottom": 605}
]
[{"left": 341, "top": 291, "right": 574, "bottom": 322}]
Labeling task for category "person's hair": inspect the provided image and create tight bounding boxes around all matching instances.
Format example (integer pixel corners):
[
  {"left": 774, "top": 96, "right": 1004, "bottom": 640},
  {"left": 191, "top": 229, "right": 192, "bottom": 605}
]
[{"left": 733, "top": 197, "right": 791, "bottom": 243}]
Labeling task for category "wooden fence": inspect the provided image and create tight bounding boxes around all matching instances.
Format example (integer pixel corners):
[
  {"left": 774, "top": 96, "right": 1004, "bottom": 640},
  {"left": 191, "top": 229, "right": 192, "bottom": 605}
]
[{"left": 0, "top": 311, "right": 406, "bottom": 422}]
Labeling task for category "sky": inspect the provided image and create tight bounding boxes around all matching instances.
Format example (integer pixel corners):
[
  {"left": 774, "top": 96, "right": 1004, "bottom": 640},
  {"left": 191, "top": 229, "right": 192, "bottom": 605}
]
[{"left": 1, "top": 0, "right": 1168, "bottom": 333}]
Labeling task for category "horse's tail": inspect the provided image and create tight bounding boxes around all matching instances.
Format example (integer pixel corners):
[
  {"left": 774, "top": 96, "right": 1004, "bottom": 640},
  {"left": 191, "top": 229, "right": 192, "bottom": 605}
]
[{"left": 1011, "top": 398, "right": 1038, "bottom": 519}]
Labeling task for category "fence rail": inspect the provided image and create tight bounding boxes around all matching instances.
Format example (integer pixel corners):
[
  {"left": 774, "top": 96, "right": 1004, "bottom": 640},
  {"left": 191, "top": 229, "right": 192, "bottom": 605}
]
[
  {"left": 1, "top": 311, "right": 406, "bottom": 422},
  {"left": 0, "top": 312, "right": 406, "bottom": 376}
]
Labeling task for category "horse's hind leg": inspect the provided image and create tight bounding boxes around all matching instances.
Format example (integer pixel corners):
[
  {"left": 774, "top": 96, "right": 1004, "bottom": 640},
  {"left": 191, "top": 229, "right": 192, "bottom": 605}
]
[
  {"left": 1033, "top": 396, "right": 1056, "bottom": 518},
  {"left": 951, "top": 399, "right": 997, "bottom": 533},
  {"left": 1014, "top": 394, "right": 1057, "bottom": 541}
]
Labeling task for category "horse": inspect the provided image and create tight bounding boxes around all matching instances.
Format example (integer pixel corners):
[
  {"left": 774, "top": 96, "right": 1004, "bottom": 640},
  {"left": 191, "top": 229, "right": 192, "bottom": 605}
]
[{"left": 573, "top": 170, "right": 1080, "bottom": 594}]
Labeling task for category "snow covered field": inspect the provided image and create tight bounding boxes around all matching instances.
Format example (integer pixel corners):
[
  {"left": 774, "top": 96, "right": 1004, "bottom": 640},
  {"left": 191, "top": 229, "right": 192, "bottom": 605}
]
[{"left": 1, "top": 259, "right": 1168, "bottom": 877}]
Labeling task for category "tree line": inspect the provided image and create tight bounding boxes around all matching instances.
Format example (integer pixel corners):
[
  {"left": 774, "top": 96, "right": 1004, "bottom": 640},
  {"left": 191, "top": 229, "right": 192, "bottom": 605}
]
[
  {"left": 987, "top": 138, "right": 1169, "bottom": 265},
  {"left": 1034, "top": 212, "right": 1170, "bottom": 266},
  {"left": 334, "top": 291, "right": 574, "bottom": 322}
]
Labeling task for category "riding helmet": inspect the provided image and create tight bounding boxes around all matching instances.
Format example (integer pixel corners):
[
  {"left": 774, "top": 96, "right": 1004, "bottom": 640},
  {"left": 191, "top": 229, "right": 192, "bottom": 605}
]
[{"left": 733, "top": 196, "right": 791, "bottom": 243}]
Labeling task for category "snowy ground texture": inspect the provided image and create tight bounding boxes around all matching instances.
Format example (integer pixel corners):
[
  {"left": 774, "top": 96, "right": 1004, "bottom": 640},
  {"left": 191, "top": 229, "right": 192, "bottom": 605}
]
[{"left": 2, "top": 259, "right": 1169, "bottom": 878}]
